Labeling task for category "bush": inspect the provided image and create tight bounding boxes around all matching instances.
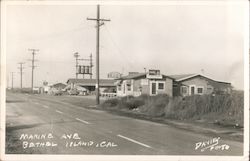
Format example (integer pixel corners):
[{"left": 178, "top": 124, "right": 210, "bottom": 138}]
[
  {"left": 118, "top": 95, "right": 144, "bottom": 110},
  {"left": 139, "top": 94, "right": 170, "bottom": 117},
  {"left": 164, "top": 91, "right": 244, "bottom": 126},
  {"left": 101, "top": 91, "right": 244, "bottom": 127},
  {"left": 102, "top": 98, "right": 119, "bottom": 108},
  {"left": 126, "top": 99, "right": 145, "bottom": 110}
]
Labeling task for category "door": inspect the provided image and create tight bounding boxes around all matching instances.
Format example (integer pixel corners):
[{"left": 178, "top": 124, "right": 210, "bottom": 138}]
[
  {"left": 191, "top": 86, "right": 195, "bottom": 95},
  {"left": 151, "top": 82, "right": 157, "bottom": 95}
]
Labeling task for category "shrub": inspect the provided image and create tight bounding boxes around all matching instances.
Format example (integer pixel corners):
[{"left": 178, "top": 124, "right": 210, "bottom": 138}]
[
  {"left": 126, "top": 99, "right": 145, "bottom": 110},
  {"left": 101, "top": 98, "right": 119, "bottom": 108},
  {"left": 164, "top": 91, "right": 244, "bottom": 126},
  {"left": 139, "top": 94, "right": 170, "bottom": 117}
]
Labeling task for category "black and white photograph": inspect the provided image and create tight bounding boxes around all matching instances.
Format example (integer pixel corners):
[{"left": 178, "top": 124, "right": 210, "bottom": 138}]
[{"left": 0, "top": 0, "right": 249, "bottom": 161}]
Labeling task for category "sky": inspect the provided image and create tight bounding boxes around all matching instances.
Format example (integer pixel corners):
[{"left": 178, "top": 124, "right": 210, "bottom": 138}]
[{"left": 5, "top": 2, "right": 247, "bottom": 89}]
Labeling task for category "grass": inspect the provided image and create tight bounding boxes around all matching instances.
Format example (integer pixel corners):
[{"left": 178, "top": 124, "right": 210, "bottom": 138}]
[
  {"left": 164, "top": 91, "right": 244, "bottom": 126},
  {"left": 100, "top": 91, "right": 244, "bottom": 127}
]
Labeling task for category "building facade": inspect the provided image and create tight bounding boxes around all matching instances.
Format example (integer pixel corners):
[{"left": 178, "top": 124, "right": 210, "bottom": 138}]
[
  {"left": 116, "top": 70, "right": 173, "bottom": 97},
  {"left": 170, "top": 74, "right": 232, "bottom": 97},
  {"left": 66, "top": 79, "right": 116, "bottom": 95}
]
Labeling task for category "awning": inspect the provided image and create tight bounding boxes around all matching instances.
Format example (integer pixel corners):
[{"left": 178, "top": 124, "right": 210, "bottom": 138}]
[{"left": 114, "top": 80, "right": 122, "bottom": 85}]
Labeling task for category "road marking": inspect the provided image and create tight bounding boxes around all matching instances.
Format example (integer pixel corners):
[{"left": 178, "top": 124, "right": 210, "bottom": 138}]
[
  {"left": 43, "top": 105, "right": 49, "bottom": 109},
  {"left": 75, "top": 118, "right": 90, "bottom": 124},
  {"left": 117, "top": 134, "right": 151, "bottom": 148},
  {"left": 55, "top": 110, "right": 63, "bottom": 114}
]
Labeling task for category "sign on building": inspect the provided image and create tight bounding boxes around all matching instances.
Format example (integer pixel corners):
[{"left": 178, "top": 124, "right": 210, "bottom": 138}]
[
  {"left": 147, "top": 69, "right": 162, "bottom": 79},
  {"left": 107, "top": 72, "right": 122, "bottom": 79},
  {"left": 148, "top": 69, "right": 160, "bottom": 75}
]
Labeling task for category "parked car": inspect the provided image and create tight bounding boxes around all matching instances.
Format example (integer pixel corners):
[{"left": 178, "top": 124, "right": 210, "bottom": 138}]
[
  {"left": 68, "top": 89, "right": 79, "bottom": 95},
  {"left": 53, "top": 89, "right": 63, "bottom": 96}
]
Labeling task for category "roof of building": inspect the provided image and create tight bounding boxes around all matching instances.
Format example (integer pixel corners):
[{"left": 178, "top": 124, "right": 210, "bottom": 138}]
[
  {"left": 117, "top": 73, "right": 146, "bottom": 80},
  {"left": 168, "top": 74, "right": 231, "bottom": 85},
  {"left": 168, "top": 74, "right": 197, "bottom": 81},
  {"left": 66, "top": 79, "right": 116, "bottom": 87},
  {"left": 51, "top": 83, "right": 67, "bottom": 88},
  {"left": 117, "top": 73, "right": 174, "bottom": 80}
]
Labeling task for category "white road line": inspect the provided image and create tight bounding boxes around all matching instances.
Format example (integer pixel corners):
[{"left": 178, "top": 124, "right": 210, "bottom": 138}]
[
  {"left": 75, "top": 118, "right": 90, "bottom": 125},
  {"left": 88, "top": 105, "right": 97, "bottom": 108},
  {"left": 117, "top": 134, "right": 151, "bottom": 148},
  {"left": 43, "top": 105, "right": 49, "bottom": 109},
  {"left": 55, "top": 110, "right": 63, "bottom": 114}
]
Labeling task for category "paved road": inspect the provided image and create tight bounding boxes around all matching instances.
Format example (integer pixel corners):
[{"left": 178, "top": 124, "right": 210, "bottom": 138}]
[{"left": 5, "top": 92, "right": 243, "bottom": 155}]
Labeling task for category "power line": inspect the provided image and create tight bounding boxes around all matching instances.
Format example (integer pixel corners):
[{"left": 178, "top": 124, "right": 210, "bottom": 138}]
[
  {"left": 18, "top": 62, "right": 25, "bottom": 90},
  {"left": 87, "top": 5, "right": 110, "bottom": 105},
  {"left": 103, "top": 25, "right": 136, "bottom": 71},
  {"left": 28, "top": 49, "right": 39, "bottom": 92}
]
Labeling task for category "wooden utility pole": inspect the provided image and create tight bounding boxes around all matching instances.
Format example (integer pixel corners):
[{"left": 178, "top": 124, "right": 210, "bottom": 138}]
[
  {"left": 18, "top": 62, "right": 25, "bottom": 90},
  {"left": 90, "top": 53, "right": 93, "bottom": 79},
  {"left": 87, "top": 5, "right": 110, "bottom": 105},
  {"left": 28, "top": 49, "right": 39, "bottom": 92}
]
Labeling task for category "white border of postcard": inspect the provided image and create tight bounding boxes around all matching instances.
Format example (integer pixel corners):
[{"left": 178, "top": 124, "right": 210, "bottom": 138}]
[{"left": 1, "top": 0, "right": 249, "bottom": 161}]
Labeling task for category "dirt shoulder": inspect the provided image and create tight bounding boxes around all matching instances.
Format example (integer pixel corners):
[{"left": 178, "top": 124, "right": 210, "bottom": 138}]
[{"left": 93, "top": 107, "right": 243, "bottom": 142}]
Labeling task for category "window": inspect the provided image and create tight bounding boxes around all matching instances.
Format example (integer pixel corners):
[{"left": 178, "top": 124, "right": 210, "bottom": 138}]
[
  {"left": 181, "top": 86, "right": 188, "bottom": 94},
  {"left": 118, "top": 85, "right": 121, "bottom": 91},
  {"left": 127, "top": 84, "right": 131, "bottom": 91},
  {"left": 190, "top": 86, "right": 195, "bottom": 95},
  {"left": 158, "top": 83, "right": 165, "bottom": 90},
  {"left": 197, "top": 87, "right": 204, "bottom": 94}
]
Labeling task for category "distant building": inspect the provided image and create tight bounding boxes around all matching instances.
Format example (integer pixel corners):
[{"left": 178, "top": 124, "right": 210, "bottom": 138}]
[
  {"left": 51, "top": 83, "right": 67, "bottom": 90},
  {"left": 169, "top": 74, "right": 232, "bottom": 97},
  {"left": 66, "top": 79, "right": 116, "bottom": 94},
  {"left": 115, "top": 70, "right": 174, "bottom": 97},
  {"left": 32, "top": 87, "right": 41, "bottom": 94},
  {"left": 107, "top": 72, "right": 122, "bottom": 79}
]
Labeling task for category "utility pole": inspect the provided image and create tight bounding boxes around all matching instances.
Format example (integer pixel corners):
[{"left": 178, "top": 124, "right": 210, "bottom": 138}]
[
  {"left": 74, "top": 52, "right": 80, "bottom": 79},
  {"left": 90, "top": 53, "right": 93, "bottom": 79},
  {"left": 28, "top": 49, "right": 39, "bottom": 92},
  {"left": 87, "top": 5, "right": 110, "bottom": 105},
  {"left": 11, "top": 72, "right": 14, "bottom": 90},
  {"left": 18, "top": 62, "right": 25, "bottom": 90}
]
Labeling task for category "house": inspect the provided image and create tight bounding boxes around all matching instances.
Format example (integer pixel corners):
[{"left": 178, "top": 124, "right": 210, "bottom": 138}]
[
  {"left": 45, "top": 83, "right": 67, "bottom": 95},
  {"left": 169, "top": 74, "right": 232, "bottom": 97},
  {"left": 66, "top": 78, "right": 116, "bottom": 94},
  {"left": 115, "top": 70, "right": 174, "bottom": 97}
]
